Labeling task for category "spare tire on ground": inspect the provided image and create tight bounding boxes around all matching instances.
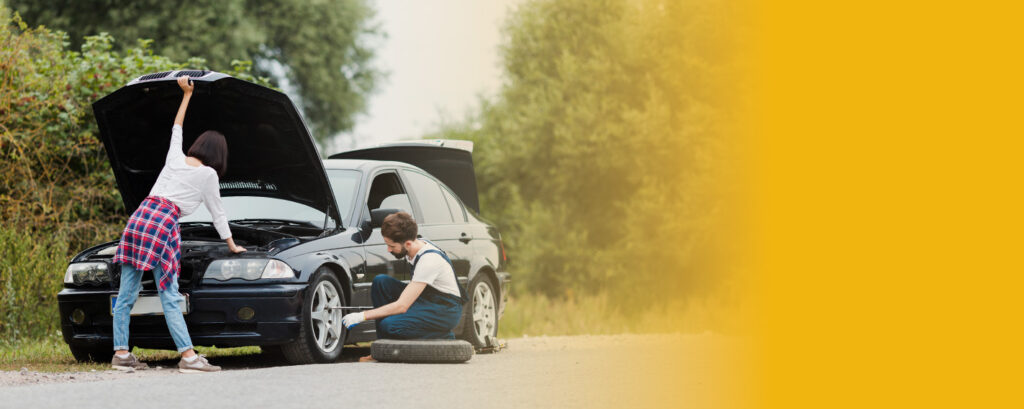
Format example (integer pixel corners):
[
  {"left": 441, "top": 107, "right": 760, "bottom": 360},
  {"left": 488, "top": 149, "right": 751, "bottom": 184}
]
[{"left": 371, "top": 339, "right": 474, "bottom": 363}]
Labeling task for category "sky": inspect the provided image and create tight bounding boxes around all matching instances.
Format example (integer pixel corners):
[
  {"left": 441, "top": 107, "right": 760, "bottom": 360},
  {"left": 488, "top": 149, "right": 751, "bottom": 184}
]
[{"left": 323, "top": 0, "right": 524, "bottom": 153}]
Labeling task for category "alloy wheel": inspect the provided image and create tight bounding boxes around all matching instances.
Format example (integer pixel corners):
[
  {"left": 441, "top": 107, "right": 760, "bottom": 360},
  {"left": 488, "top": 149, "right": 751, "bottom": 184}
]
[
  {"left": 310, "top": 280, "right": 343, "bottom": 352},
  {"left": 471, "top": 281, "right": 497, "bottom": 342}
]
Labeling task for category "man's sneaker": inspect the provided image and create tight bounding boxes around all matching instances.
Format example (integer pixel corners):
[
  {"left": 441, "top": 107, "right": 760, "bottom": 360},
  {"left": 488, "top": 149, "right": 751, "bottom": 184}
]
[
  {"left": 178, "top": 354, "right": 221, "bottom": 373},
  {"left": 111, "top": 352, "right": 149, "bottom": 371}
]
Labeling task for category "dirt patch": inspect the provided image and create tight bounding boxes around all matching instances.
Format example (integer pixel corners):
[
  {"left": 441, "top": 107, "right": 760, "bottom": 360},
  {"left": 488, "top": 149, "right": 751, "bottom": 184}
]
[{"left": 0, "top": 366, "right": 177, "bottom": 387}]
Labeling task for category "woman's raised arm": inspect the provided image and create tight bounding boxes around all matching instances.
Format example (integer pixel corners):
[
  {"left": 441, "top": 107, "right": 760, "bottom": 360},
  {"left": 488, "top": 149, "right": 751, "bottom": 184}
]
[{"left": 174, "top": 76, "right": 193, "bottom": 127}]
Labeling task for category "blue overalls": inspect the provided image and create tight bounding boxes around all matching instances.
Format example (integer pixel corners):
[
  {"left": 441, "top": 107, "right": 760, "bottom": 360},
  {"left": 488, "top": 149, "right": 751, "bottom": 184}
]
[{"left": 371, "top": 242, "right": 468, "bottom": 339}]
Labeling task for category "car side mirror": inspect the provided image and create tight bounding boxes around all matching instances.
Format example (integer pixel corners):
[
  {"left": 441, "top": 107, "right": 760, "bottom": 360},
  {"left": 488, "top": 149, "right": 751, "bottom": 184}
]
[{"left": 370, "top": 208, "right": 401, "bottom": 229}]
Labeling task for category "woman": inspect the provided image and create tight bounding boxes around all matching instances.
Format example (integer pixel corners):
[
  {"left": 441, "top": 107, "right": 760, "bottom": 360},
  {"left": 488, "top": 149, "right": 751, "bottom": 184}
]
[{"left": 110, "top": 76, "right": 246, "bottom": 373}]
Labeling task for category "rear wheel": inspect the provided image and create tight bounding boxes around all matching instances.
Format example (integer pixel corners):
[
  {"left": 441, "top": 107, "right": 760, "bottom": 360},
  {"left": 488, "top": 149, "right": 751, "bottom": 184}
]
[
  {"left": 69, "top": 343, "right": 114, "bottom": 363},
  {"left": 282, "top": 268, "right": 346, "bottom": 364},
  {"left": 459, "top": 274, "right": 498, "bottom": 348}
]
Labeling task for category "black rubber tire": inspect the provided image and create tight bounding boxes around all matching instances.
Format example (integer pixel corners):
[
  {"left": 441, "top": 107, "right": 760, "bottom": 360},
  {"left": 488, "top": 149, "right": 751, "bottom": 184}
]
[
  {"left": 458, "top": 274, "right": 499, "bottom": 348},
  {"left": 281, "top": 268, "right": 346, "bottom": 365},
  {"left": 371, "top": 339, "right": 474, "bottom": 363},
  {"left": 69, "top": 343, "right": 114, "bottom": 363}
]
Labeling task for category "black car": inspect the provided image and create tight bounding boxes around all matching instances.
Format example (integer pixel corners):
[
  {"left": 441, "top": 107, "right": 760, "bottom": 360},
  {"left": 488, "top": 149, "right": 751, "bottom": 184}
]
[{"left": 58, "top": 70, "right": 510, "bottom": 364}]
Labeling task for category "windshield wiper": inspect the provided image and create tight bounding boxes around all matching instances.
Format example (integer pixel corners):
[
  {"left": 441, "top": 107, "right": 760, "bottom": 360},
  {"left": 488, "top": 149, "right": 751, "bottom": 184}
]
[{"left": 229, "top": 218, "right": 319, "bottom": 228}]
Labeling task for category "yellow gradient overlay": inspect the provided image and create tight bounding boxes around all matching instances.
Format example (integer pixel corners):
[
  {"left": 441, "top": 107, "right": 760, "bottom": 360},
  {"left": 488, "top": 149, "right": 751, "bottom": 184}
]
[{"left": 750, "top": 1, "right": 1022, "bottom": 407}]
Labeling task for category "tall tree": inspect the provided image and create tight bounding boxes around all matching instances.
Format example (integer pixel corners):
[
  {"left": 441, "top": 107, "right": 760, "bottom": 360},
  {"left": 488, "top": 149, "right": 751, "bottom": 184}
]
[
  {"left": 8, "top": 0, "right": 382, "bottom": 144},
  {"left": 426, "top": 0, "right": 739, "bottom": 304}
]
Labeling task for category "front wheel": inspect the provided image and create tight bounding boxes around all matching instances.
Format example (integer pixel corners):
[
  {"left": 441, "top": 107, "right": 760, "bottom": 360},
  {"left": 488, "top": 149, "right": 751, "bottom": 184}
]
[
  {"left": 459, "top": 274, "right": 499, "bottom": 348},
  {"left": 282, "top": 268, "right": 346, "bottom": 364}
]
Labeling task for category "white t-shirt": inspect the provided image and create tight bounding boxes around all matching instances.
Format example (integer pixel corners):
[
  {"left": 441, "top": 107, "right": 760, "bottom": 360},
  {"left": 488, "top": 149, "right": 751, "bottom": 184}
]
[
  {"left": 408, "top": 241, "right": 460, "bottom": 298},
  {"left": 148, "top": 125, "right": 231, "bottom": 239}
]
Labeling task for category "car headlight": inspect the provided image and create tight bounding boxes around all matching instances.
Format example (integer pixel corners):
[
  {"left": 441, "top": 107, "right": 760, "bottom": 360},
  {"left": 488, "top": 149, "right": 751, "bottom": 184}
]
[
  {"left": 64, "top": 262, "right": 111, "bottom": 285},
  {"left": 204, "top": 259, "right": 295, "bottom": 281}
]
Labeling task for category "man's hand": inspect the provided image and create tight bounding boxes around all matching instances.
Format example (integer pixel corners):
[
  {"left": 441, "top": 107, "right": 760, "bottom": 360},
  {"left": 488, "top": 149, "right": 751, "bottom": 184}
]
[{"left": 342, "top": 312, "right": 366, "bottom": 329}]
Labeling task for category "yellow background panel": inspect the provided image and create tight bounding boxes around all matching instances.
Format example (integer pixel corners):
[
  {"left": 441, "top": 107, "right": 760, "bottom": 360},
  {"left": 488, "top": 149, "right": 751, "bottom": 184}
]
[{"left": 748, "top": 1, "right": 1023, "bottom": 407}]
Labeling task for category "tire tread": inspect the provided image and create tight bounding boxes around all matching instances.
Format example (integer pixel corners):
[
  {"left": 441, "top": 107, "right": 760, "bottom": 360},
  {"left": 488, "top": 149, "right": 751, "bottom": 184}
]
[{"left": 371, "top": 339, "right": 473, "bottom": 363}]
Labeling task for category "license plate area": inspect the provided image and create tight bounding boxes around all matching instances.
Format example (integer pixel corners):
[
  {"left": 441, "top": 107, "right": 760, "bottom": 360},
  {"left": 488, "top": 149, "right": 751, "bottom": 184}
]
[{"left": 110, "top": 294, "right": 190, "bottom": 316}]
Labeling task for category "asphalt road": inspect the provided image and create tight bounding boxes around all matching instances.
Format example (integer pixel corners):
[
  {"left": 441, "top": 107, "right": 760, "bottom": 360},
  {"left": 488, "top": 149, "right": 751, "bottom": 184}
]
[{"left": 0, "top": 334, "right": 743, "bottom": 409}]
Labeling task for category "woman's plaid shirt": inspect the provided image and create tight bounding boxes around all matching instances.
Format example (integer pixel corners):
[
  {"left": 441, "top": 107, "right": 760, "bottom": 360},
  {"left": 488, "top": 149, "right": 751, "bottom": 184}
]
[{"left": 113, "top": 196, "right": 181, "bottom": 290}]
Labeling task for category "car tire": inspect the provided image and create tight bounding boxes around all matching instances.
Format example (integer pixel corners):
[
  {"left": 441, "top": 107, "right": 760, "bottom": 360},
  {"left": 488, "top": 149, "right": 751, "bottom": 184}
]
[
  {"left": 458, "top": 274, "right": 499, "bottom": 348},
  {"left": 69, "top": 343, "right": 114, "bottom": 363},
  {"left": 281, "top": 268, "right": 346, "bottom": 364},
  {"left": 371, "top": 339, "right": 474, "bottom": 363}
]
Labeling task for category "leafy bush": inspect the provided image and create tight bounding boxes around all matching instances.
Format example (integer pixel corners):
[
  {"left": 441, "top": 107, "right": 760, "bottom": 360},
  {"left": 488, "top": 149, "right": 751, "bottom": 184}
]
[
  {"left": 8, "top": 0, "right": 382, "bottom": 142},
  {"left": 0, "top": 227, "right": 68, "bottom": 341}
]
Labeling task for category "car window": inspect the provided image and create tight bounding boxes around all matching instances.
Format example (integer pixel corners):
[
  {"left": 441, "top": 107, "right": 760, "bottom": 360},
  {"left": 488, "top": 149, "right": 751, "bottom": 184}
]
[
  {"left": 367, "top": 172, "right": 406, "bottom": 210},
  {"left": 181, "top": 197, "right": 331, "bottom": 227},
  {"left": 327, "top": 169, "right": 360, "bottom": 225},
  {"left": 184, "top": 170, "right": 359, "bottom": 228},
  {"left": 380, "top": 194, "right": 413, "bottom": 214},
  {"left": 402, "top": 170, "right": 453, "bottom": 225},
  {"left": 440, "top": 185, "right": 466, "bottom": 222}
]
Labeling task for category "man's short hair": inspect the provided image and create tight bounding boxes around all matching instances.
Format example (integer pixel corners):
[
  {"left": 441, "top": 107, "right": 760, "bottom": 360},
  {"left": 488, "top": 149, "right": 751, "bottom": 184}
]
[{"left": 381, "top": 211, "right": 417, "bottom": 243}]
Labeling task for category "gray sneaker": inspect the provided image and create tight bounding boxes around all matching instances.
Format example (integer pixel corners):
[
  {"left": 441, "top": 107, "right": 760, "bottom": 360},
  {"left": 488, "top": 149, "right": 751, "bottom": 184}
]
[
  {"left": 178, "top": 354, "right": 221, "bottom": 373},
  {"left": 111, "top": 352, "right": 149, "bottom": 371}
]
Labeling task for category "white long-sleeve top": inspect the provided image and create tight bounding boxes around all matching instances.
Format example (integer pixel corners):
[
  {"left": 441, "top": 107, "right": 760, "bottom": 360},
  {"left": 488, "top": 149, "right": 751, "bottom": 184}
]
[{"left": 148, "top": 124, "right": 232, "bottom": 239}]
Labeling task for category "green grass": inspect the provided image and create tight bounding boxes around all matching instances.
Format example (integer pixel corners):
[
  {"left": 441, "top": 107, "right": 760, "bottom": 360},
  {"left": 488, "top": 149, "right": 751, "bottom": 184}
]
[{"left": 0, "top": 337, "right": 260, "bottom": 372}]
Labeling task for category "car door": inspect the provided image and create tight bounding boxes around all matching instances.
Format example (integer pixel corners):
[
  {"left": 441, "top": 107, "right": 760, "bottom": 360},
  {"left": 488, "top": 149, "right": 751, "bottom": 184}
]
[
  {"left": 401, "top": 169, "right": 472, "bottom": 281},
  {"left": 437, "top": 182, "right": 473, "bottom": 286},
  {"left": 361, "top": 170, "right": 414, "bottom": 286}
]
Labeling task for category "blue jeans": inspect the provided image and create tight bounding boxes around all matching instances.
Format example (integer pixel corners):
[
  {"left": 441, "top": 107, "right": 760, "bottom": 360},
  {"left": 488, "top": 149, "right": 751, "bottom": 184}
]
[
  {"left": 112, "top": 264, "right": 194, "bottom": 353},
  {"left": 371, "top": 275, "right": 463, "bottom": 339}
]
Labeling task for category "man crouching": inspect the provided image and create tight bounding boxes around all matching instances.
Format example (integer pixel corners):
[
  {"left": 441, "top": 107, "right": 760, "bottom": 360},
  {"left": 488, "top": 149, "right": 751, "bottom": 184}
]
[{"left": 341, "top": 211, "right": 467, "bottom": 362}]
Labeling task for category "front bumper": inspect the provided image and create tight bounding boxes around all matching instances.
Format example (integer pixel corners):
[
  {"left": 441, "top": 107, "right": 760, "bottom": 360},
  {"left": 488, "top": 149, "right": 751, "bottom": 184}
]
[{"left": 58, "top": 284, "right": 307, "bottom": 350}]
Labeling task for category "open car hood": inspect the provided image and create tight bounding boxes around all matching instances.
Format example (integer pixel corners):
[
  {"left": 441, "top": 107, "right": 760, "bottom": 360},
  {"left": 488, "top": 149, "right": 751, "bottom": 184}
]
[
  {"left": 329, "top": 141, "right": 480, "bottom": 213},
  {"left": 92, "top": 70, "right": 341, "bottom": 226}
]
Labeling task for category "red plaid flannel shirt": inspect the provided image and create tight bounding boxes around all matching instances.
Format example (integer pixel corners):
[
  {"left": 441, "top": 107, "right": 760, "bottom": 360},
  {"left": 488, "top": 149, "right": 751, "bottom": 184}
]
[{"left": 113, "top": 196, "right": 181, "bottom": 290}]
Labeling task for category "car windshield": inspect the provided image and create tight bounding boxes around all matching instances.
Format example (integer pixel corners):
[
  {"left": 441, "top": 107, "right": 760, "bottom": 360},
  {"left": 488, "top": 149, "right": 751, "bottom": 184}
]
[{"left": 181, "top": 169, "right": 361, "bottom": 228}]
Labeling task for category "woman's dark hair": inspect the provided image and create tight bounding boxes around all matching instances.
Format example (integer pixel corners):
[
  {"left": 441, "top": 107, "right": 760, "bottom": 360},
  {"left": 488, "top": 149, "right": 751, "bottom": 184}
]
[{"left": 187, "top": 130, "right": 228, "bottom": 177}]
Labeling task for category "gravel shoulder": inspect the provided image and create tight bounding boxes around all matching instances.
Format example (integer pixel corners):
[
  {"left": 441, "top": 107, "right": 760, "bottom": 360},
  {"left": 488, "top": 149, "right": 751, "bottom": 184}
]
[{"left": 0, "top": 333, "right": 747, "bottom": 409}]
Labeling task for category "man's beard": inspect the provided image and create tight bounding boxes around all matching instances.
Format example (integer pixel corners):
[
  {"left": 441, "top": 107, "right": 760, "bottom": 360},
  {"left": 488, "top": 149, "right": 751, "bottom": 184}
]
[{"left": 389, "top": 245, "right": 408, "bottom": 259}]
